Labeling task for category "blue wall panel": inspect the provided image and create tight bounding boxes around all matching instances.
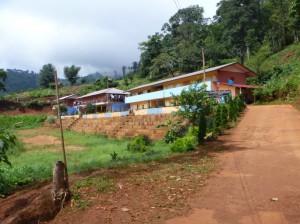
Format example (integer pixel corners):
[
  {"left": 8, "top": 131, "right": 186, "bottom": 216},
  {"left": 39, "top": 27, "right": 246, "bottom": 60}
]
[{"left": 147, "top": 108, "right": 163, "bottom": 115}]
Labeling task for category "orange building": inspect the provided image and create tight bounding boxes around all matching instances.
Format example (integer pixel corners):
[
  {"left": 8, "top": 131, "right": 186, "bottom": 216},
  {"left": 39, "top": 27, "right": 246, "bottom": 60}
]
[{"left": 125, "top": 62, "right": 257, "bottom": 111}]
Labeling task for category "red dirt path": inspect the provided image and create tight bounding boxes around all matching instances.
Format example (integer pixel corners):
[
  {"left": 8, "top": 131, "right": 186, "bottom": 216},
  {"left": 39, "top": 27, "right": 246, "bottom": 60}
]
[{"left": 166, "top": 105, "right": 300, "bottom": 224}]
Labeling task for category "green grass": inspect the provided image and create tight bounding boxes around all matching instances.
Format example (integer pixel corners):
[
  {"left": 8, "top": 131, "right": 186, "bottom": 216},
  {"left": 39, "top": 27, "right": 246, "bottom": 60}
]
[
  {"left": 260, "top": 42, "right": 300, "bottom": 73},
  {"left": 0, "top": 130, "right": 171, "bottom": 196},
  {"left": 0, "top": 114, "right": 47, "bottom": 131}
]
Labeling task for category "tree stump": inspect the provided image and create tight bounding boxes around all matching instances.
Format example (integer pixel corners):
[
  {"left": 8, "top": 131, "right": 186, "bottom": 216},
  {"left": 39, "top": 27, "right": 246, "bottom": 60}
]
[{"left": 51, "top": 161, "right": 69, "bottom": 206}]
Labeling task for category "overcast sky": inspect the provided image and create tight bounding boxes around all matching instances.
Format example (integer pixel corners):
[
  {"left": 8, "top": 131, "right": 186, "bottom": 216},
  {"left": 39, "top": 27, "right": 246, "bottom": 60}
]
[{"left": 0, "top": 0, "right": 219, "bottom": 77}]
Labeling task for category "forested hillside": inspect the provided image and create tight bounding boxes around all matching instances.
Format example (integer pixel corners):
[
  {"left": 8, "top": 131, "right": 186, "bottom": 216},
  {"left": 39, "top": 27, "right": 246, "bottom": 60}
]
[
  {"left": 118, "top": 0, "right": 300, "bottom": 102},
  {"left": 1, "top": 0, "right": 300, "bottom": 99},
  {"left": 121, "top": 0, "right": 300, "bottom": 81},
  {"left": 1, "top": 69, "right": 39, "bottom": 94},
  {"left": 0, "top": 69, "right": 111, "bottom": 95}
]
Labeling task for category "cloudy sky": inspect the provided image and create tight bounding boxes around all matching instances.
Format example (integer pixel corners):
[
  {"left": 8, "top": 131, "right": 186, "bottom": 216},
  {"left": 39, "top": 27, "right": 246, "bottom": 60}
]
[{"left": 0, "top": 0, "right": 219, "bottom": 77}]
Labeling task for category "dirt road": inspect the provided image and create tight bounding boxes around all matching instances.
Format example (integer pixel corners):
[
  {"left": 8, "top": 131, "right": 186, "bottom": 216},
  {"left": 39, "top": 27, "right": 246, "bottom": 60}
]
[{"left": 166, "top": 105, "right": 300, "bottom": 224}]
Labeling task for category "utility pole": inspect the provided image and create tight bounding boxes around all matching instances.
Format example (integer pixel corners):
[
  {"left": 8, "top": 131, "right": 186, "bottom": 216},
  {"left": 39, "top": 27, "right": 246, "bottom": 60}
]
[
  {"left": 202, "top": 47, "right": 206, "bottom": 85},
  {"left": 54, "top": 70, "right": 69, "bottom": 191}
]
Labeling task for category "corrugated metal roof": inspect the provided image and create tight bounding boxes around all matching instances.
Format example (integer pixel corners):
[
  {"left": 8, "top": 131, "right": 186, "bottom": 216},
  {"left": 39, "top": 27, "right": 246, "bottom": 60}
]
[
  {"left": 128, "top": 62, "right": 256, "bottom": 92},
  {"left": 78, "top": 88, "right": 130, "bottom": 99},
  {"left": 59, "top": 94, "right": 78, "bottom": 100}
]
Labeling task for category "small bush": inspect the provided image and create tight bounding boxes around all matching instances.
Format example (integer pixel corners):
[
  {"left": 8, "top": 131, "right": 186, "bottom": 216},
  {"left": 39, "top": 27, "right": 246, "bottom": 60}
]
[
  {"left": 127, "top": 135, "right": 151, "bottom": 152},
  {"left": 52, "top": 104, "right": 67, "bottom": 116},
  {"left": 26, "top": 100, "right": 50, "bottom": 109},
  {"left": 110, "top": 151, "right": 119, "bottom": 160},
  {"left": 158, "top": 119, "right": 188, "bottom": 144},
  {"left": 85, "top": 102, "right": 96, "bottom": 114},
  {"left": 187, "top": 126, "right": 198, "bottom": 137},
  {"left": 47, "top": 116, "right": 56, "bottom": 124},
  {"left": 60, "top": 104, "right": 67, "bottom": 114},
  {"left": 170, "top": 136, "right": 197, "bottom": 153}
]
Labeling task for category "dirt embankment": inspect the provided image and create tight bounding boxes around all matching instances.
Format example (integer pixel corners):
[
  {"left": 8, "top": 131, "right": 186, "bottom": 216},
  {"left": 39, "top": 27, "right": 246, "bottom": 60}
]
[{"left": 0, "top": 100, "right": 53, "bottom": 115}]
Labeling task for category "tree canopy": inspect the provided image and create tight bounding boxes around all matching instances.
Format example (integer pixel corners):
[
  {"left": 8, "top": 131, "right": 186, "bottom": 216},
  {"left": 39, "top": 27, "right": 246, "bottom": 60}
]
[
  {"left": 216, "top": 0, "right": 263, "bottom": 64},
  {"left": 0, "top": 131, "right": 16, "bottom": 166},
  {"left": 0, "top": 69, "right": 7, "bottom": 91},
  {"left": 64, "top": 65, "right": 81, "bottom": 85},
  {"left": 121, "top": 0, "right": 300, "bottom": 81},
  {"left": 39, "top": 64, "right": 56, "bottom": 88}
]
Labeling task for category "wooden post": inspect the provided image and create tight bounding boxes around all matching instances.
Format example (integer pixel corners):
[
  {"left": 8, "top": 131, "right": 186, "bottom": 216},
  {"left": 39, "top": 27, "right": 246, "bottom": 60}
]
[
  {"left": 51, "top": 161, "right": 67, "bottom": 206},
  {"left": 54, "top": 70, "right": 70, "bottom": 192},
  {"left": 202, "top": 47, "right": 206, "bottom": 85}
]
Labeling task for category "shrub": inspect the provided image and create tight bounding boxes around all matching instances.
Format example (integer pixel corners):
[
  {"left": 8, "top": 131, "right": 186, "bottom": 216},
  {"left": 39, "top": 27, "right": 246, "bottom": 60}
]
[
  {"left": 254, "top": 72, "right": 300, "bottom": 102},
  {"left": 60, "top": 104, "right": 67, "bottom": 114},
  {"left": 110, "top": 151, "right": 119, "bottom": 160},
  {"left": 0, "top": 131, "right": 16, "bottom": 166},
  {"left": 158, "top": 118, "right": 188, "bottom": 144},
  {"left": 236, "top": 95, "right": 246, "bottom": 112},
  {"left": 26, "top": 100, "right": 50, "bottom": 109},
  {"left": 170, "top": 136, "right": 197, "bottom": 153},
  {"left": 197, "top": 113, "right": 206, "bottom": 144},
  {"left": 47, "top": 116, "right": 56, "bottom": 124},
  {"left": 221, "top": 105, "right": 229, "bottom": 128},
  {"left": 53, "top": 104, "right": 67, "bottom": 116},
  {"left": 187, "top": 126, "right": 198, "bottom": 137},
  {"left": 85, "top": 102, "right": 96, "bottom": 114},
  {"left": 127, "top": 135, "right": 151, "bottom": 152}
]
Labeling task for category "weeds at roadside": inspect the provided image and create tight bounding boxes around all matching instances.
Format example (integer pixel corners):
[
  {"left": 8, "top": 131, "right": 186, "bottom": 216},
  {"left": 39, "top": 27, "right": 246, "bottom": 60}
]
[{"left": 72, "top": 176, "right": 116, "bottom": 210}]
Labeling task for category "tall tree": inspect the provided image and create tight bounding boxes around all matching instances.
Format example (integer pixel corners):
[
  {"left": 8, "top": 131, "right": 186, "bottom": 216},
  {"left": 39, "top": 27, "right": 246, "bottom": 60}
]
[
  {"left": 139, "top": 33, "right": 164, "bottom": 77},
  {"left": 122, "top": 66, "right": 127, "bottom": 77},
  {"left": 262, "top": 0, "right": 292, "bottom": 52},
  {"left": 216, "top": 0, "right": 263, "bottom": 64},
  {"left": 203, "top": 22, "right": 229, "bottom": 67},
  {"left": 132, "top": 61, "right": 139, "bottom": 72},
  {"left": 162, "top": 5, "right": 209, "bottom": 72},
  {"left": 0, "top": 69, "right": 7, "bottom": 91},
  {"left": 39, "top": 64, "right": 56, "bottom": 88},
  {"left": 150, "top": 53, "right": 176, "bottom": 79},
  {"left": 64, "top": 65, "right": 81, "bottom": 85},
  {"left": 289, "top": 0, "right": 300, "bottom": 42}
]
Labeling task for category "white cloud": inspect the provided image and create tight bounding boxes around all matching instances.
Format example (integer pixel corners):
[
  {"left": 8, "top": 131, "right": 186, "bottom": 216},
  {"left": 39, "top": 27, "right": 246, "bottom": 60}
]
[{"left": 0, "top": 0, "right": 219, "bottom": 77}]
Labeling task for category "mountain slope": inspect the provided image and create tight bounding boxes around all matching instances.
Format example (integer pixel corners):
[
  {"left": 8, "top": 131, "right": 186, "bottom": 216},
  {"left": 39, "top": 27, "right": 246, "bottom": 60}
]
[
  {"left": 1, "top": 69, "right": 39, "bottom": 94},
  {"left": 246, "top": 43, "right": 300, "bottom": 104}
]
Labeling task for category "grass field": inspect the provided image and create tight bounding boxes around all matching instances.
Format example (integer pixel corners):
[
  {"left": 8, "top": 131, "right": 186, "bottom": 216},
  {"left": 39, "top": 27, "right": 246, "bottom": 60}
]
[
  {"left": 0, "top": 114, "right": 47, "bottom": 130},
  {"left": 0, "top": 127, "right": 171, "bottom": 196}
]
